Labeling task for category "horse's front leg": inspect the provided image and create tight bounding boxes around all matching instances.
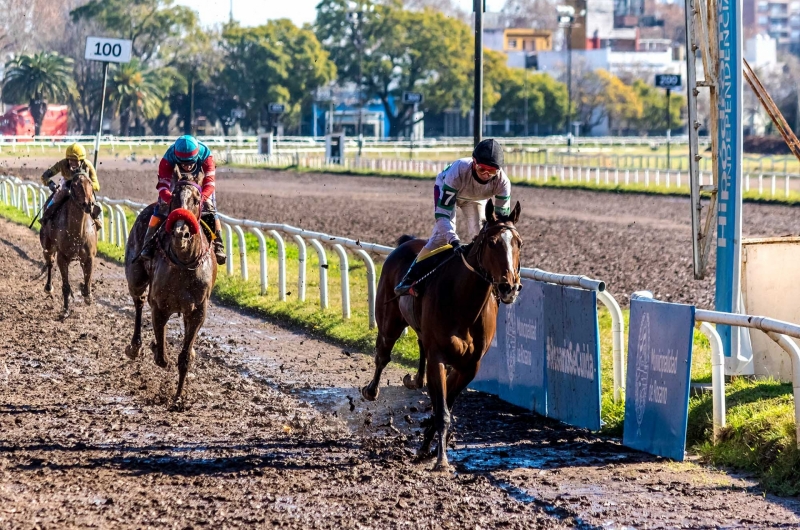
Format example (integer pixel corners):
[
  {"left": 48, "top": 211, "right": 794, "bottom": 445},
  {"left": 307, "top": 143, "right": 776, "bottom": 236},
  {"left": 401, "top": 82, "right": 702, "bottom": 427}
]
[
  {"left": 42, "top": 248, "right": 54, "bottom": 294},
  {"left": 175, "top": 301, "right": 206, "bottom": 400},
  {"left": 428, "top": 361, "right": 452, "bottom": 472},
  {"left": 56, "top": 253, "right": 72, "bottom": 318},
  {"left": 150, "top": 305, "right": 170, "bottom": 369},
  {"left": 79, "top": 252, "right": 94, "bottom": 305},
  {"left": 125, "top": 295, "right": 145, "bottom": 360}
]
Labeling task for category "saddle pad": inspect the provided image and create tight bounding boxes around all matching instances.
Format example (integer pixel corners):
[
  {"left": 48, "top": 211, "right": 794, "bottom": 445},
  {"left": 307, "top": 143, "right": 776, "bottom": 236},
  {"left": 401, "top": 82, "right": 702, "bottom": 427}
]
[{"left": 417, "top": 243, "right": 453, "bottom": 262}]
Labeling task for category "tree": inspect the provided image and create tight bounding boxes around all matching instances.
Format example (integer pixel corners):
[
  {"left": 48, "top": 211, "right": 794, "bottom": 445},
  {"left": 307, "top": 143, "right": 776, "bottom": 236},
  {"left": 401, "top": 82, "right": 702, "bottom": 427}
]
[
  {"left": 569, "top": 64, "right": 641, "bottom": 135},
  {"left": 70, "top": 0, "right": 201, "bottom": 65},
  {"left": 491, "top": 69, "right": 568, "bottom": 135},
  {"left": 2, "top": 52, "right": 75, "bottom": 135},
  {"left": 630, "top": 79, "right": 682, "bottom": 134},
  {"left": 401, "top": 0, "right": 469, "bottom": 23},
  {"left": 107, "top": 58, "right": 175, "bottom": 136},
  {"left": 316, "top": 1, "right": 476, "bottom": 137},
  {"left": 217, "top": 20, "right": 335, "bottom": 133}
]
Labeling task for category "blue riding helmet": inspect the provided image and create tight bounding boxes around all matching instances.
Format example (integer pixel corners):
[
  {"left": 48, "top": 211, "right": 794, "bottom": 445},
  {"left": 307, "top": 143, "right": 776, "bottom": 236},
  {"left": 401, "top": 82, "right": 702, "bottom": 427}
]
[{"left": 173, "top": 135, "right": 201, "bottom": 163}]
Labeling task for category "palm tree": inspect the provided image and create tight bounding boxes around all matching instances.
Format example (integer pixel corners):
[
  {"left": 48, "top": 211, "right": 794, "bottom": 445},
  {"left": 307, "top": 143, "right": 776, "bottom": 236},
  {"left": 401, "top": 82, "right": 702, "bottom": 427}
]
[
  {"left": 2, "top": 52, "right": 75, "bottom": 136},
  {"left": 108, "top": 59, "right": 172, "bottom": 136}
]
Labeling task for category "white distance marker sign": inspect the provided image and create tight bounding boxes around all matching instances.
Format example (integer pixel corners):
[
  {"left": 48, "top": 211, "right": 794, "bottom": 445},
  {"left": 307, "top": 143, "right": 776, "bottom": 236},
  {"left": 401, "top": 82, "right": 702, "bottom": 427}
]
[{"left": 84, "top": 37, "right": 132, "bottom": 64}]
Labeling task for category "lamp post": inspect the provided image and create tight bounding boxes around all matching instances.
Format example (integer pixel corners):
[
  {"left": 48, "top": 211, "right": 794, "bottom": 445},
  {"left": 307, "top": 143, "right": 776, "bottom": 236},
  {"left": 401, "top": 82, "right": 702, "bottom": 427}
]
[
  {"left": 557, "top": 5, "right": 584, "bottom": 152},
  {"left": 474, "top": 0, "right": 484, "bottom": 147}
]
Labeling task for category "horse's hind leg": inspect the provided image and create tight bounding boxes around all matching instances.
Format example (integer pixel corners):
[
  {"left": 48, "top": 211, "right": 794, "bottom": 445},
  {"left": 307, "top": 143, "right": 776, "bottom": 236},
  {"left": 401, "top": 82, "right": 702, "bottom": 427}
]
[
  {"left": 403, "top": 338, "right": 427, "bottom": 390},
  {"left": 427, "top": 361, "right": 452, "bottom": 472},
  {"left": 56, "top": 253, "right": 71, "bottom": 318},
  {"left": 175, "top": 303, "right": 206, "bottom": 400},
  {"left": 361, "top": 322, "right": 404, "bottom": 401}
]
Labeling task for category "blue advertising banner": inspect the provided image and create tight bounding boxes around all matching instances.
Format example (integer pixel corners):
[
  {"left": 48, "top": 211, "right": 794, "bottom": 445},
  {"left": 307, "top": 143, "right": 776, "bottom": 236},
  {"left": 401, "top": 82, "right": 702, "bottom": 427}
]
[
  {"left": 471, "top": 280, "right": 601, "bottom": 431},
  {"left": 715, "top": 0, "right": 743, "bottom": 358},
  {"left": 623, "top": 298, "right": 695, "bottom": 461},
  {"left": 544, "top": 283, "right": 602, "bottom": 431},
  {"left": 499, "top": 281, "right": 547, "bottom": 415},
  {"left": 471, "top": 279, "right": 546, "bottom": 415}
]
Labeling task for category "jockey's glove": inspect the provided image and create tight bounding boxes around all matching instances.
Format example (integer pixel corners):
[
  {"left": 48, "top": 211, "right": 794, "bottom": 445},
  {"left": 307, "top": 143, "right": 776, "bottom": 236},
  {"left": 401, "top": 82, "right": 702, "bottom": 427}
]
[
  {"left": 452, "top": 240, "right": 467, "bottom": 255},
  {"left": 48, "top": 181, "right": 58, "bottom": 193}
]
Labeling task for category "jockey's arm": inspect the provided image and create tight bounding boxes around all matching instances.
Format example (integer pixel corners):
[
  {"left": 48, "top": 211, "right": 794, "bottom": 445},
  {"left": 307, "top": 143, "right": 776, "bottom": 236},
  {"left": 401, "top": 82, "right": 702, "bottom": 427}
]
[
  {"left": 200, "top": 155, "right": 216, "bottom": 202},
  {"left": 157, "top": 157, "right": 174, "bottom": 202},
  {"left": 493, "top": 173, "right": 512, "bottom": 216},
  {"left": 84, "top": 160, "right": 100, "bottom": 191},
  {"left": 433, "top": 163, "right": 462, "bottom": 244},
  {"left": 41, "top": 160, "right": 64, "bottom": 186}
]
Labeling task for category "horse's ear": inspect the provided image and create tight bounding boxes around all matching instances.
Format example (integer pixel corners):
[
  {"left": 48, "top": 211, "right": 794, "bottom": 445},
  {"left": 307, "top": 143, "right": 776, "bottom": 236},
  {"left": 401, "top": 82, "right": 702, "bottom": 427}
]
[
  {"left": 509, "top": 201, "right": 521, "bottom": 224},
  {"left": 485, "top": 199, "right": 497, "bottom": 223}
]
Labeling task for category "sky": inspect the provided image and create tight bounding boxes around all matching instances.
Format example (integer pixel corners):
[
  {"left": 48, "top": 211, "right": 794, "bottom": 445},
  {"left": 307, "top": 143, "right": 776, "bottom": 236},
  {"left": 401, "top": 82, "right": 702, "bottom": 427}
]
[{"left": 174, "top": 0, "right": 507, "bottom": 28}]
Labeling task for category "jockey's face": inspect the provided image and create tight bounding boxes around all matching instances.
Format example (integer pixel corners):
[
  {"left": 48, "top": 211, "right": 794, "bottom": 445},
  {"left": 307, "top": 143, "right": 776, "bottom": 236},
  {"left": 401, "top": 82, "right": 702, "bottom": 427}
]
[
  {"left": 68, "top": 158, "right": 80, "bottom": 171},
  {"left": 178, "top": 161, "right": 196, "bottom": 172}
]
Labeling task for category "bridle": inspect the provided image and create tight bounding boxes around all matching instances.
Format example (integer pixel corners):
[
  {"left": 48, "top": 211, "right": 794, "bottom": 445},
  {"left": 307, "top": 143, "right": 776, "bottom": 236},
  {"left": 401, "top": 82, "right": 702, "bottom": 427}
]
[
  {"left": 67, "top": 173, "right": 95, "bottom": 215},
  {"left": 160, "top": 179, "right": 209, "bottom": 270},
  {"left": 461, "top": 222, "right": 523, "bottom": 299}
]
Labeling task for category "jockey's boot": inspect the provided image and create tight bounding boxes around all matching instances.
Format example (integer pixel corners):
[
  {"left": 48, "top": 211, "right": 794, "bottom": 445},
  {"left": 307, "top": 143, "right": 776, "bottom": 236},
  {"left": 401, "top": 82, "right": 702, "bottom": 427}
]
[
  {"left": 138, "top": 216, "right": 163, "bottom": 261},
  {"left": 92, "top": 204, "right": 103, "bottom": 231},
  {"left": 213, "top": 229, "right": 227, "bottom": 266},
  {"left": 394, "top": 257, "right": 436, "bottom": 297}
]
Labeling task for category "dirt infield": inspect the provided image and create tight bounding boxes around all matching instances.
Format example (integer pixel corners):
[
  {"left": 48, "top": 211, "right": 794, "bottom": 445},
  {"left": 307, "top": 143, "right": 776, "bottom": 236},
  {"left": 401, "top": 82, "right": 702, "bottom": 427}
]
[
  {"left": 2, "top": 209, "right": 800, "bottom": 526},
  {"left": 10, "top": 161, "right": 799, "bottom": 307}
]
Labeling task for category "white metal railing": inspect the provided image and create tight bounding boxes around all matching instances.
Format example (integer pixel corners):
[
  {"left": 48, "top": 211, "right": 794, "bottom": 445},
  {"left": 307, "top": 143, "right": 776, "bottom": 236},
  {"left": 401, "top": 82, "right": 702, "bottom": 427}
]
[
  {"left": 0, "top": 175, "right": 625, "bottom": 398},
  {"left": 227, "top": 154, "right": 800, "bottom": 200},
  {"left": 633, "top": 291, "right": 800, "bottom": 448}
]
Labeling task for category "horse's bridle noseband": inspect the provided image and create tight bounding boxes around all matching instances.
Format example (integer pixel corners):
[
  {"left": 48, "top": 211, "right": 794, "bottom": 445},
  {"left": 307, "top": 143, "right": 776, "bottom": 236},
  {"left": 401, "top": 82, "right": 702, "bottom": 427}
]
[
  {"left": 67, "top": 174, "right": 95, "bottom": 215},
  {"left": 462, "top": 223, "right": 523, "bottom": 298}
]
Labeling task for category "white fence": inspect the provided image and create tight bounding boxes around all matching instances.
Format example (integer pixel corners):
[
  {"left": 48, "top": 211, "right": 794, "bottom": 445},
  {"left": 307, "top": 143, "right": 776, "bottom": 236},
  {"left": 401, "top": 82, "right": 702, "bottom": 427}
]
[
  {"left": 0, "top": 174, "right": 626, "bottom": 402},
  {"left": 223, "top": 152, "right": 800, "bottom": 200}
]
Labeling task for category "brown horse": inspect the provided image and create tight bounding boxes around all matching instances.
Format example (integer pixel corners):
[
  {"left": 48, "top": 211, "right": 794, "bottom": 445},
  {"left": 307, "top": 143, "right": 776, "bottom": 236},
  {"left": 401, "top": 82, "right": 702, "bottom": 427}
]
[
  {"left": 124, "top": 179, "right": 217, "bottom": 400},
  {"left": 362, "top": 199, "right": 523, "bottom": 471},
  {"left": 40, "top": 172, "right": 98, "bottom": 318}
]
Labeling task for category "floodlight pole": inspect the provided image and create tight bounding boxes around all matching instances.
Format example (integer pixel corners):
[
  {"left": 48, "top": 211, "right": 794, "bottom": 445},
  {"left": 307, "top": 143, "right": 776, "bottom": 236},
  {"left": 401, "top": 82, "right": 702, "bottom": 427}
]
[
  {"left": 93, "top": 61, "right": 109, "bottom": 169},
  {"left": 474, "top": 0, "right": 484, "bottom": 147}
]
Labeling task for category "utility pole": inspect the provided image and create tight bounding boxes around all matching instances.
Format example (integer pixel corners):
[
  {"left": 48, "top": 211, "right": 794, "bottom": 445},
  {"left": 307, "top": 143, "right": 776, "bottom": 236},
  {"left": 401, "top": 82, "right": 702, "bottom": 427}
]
[
  {"left": 524, "top": 68, "right": 529, "bottom": 136},
  {"left": 473, "top": 0, "right": 484, "bottom": 147},
  {"left": 557, "top": 5, "right": 582, "bottom": 153}
]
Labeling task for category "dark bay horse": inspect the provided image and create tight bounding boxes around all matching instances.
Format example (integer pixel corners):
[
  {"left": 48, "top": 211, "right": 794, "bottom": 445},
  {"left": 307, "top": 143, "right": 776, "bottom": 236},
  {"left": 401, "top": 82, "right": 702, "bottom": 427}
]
[
  {"left": 40, "top": 172, "right": 98, "bottom": 318},
  {"left": 124, "top": 179, "right": 217, "bottom": 400},
  {"left": 362, "top": 199, "right": 523, "bottom": 471}
]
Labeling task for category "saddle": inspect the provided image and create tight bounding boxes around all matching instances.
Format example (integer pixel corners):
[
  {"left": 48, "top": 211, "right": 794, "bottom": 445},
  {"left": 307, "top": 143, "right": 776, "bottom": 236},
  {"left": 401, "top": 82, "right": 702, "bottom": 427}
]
[{"left": 409, "top": 245, "right": 459, "bottom": 297}]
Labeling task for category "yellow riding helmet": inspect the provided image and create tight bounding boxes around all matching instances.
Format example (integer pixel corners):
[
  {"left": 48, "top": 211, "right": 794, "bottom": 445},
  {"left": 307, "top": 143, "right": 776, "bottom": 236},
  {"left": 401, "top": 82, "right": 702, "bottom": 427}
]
[{"left": 66, "top": 143, "right": 87, "bottom": 161}]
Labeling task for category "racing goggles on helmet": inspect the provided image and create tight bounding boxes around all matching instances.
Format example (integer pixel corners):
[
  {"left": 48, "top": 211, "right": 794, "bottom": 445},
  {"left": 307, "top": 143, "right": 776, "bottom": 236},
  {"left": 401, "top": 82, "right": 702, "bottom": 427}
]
[{"left": 475, "top": 162, "right": 499, "bottom": 178}]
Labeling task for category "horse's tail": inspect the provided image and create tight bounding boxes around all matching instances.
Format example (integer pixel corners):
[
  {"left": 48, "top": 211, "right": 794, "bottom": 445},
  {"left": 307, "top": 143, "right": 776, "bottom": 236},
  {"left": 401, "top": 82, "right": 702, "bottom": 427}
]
[{"left": 395, "top": 234, "right": 417, "bottom": 246}]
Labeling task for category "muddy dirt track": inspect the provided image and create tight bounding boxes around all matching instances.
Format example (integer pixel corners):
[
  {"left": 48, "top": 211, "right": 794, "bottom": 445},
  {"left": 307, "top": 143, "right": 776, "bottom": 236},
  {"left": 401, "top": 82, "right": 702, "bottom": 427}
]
[
  {"left": 2, "top": 203, "right": 800, "bottom": 526},
  {"left": 8, "top": 158, "right": 800, "bottom": 307}
]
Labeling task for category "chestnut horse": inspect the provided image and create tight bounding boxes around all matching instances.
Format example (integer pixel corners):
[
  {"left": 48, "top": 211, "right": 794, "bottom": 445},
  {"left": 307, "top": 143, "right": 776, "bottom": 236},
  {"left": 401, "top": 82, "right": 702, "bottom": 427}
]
[
  {"left": 40, "top": 171, "right": 98, "bottom": 318},
  {"left": 124, "top": 179, "right": 217, "bottom": 400},
  {"left": 362, "top": 199, "right": 523, "bottom": 471}
]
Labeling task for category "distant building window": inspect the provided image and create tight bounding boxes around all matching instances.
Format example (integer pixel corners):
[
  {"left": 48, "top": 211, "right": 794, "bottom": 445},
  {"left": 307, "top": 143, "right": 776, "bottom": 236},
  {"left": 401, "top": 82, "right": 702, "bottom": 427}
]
[
  {"left": 508, "top": 39, "right": 517, "bottom": 49},
  {"left": 759, "top": 15, "right": 769, "bottom": 24}
]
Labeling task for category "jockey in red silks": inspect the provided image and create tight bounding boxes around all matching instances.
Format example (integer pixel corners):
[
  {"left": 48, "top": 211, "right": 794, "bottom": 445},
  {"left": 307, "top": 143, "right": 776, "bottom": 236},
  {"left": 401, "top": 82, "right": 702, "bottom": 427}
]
[{"left": 138, "top": 135, "right": 226, "bottom": 265}]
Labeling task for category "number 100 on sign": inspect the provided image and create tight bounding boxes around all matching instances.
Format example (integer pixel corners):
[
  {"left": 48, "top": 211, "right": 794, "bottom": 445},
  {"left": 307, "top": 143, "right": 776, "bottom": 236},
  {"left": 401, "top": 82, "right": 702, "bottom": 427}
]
[{"left": 85, "top": 37, "right": 132, "bottom": 64}]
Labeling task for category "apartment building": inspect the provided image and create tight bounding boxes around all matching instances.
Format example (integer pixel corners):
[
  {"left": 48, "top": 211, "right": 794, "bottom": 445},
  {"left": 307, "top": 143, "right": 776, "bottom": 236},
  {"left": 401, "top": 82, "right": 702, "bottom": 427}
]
[{"left": 744, "top": 0, "right": 800, "bottom": 52}]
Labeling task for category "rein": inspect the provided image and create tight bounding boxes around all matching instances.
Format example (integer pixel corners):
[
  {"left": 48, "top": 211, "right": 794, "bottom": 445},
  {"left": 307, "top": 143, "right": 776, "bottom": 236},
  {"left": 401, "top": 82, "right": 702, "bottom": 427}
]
[{"left": 462, "top": 223, "right": 522, "bottom": 299}]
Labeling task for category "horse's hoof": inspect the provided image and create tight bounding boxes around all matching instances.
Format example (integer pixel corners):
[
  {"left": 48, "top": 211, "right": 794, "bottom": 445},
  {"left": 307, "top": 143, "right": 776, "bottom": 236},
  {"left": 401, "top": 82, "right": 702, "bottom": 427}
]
[
  {"left": 60, "top": 310, "right": 70, "bottom": 321},
  {"left": 360, "top": 385, "right": 378, "bottom": 401},
  {"left": 154, "top": 357, "right": 168, "bottom": 369},
  {"left": 44, "top": 285, "right": 52, "bottom": 294},
  {"left": 403, "top": 373, "right": 419, "bottom": 390},
  {"left": 83, "top": 295, "right": 93, "bottom": 306},
  {"left": 125, "top": 343, "right": 141, "bottom": 360},
  {"left": 432, "top": 460, "right": 454, "bottom": 473}
]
